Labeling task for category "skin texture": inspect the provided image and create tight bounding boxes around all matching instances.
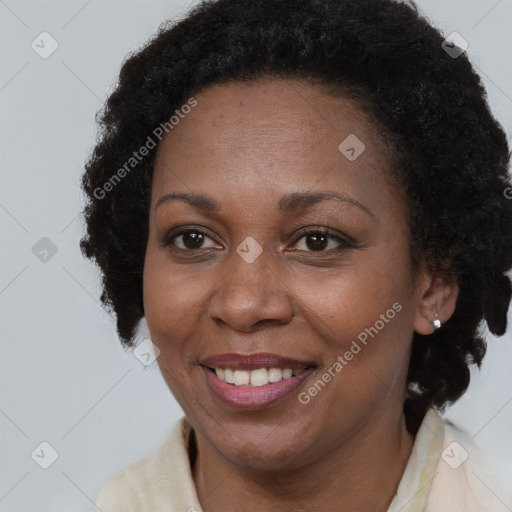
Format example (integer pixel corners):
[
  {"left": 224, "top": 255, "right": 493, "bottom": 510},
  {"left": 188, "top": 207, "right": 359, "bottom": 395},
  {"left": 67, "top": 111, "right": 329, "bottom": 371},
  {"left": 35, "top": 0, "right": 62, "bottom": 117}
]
[{"left": 143, "top": 78, "right": 458, "bottom": 512}]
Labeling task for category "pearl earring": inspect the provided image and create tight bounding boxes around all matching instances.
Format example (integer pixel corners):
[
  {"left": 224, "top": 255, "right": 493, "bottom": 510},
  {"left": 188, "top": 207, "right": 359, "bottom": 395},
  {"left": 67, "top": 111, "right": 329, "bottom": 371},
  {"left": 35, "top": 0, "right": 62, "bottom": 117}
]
[{"left": 433, "top": 312, "right": 442, "bottom": 330}]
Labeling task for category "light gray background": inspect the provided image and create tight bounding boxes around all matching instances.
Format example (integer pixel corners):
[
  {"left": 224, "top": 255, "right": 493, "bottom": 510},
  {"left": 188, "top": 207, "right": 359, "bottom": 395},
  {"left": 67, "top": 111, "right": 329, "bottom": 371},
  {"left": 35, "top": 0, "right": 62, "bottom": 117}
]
[{"left": 1, "top": 1, "right": 511, "bottom": 510}]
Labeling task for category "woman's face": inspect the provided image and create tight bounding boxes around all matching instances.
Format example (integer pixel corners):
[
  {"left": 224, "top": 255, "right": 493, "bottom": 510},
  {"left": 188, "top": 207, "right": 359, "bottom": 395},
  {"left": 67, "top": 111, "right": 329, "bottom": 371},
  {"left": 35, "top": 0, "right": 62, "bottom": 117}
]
[{"left": 144, "top": 78, "right": 429, "bottom": 470}]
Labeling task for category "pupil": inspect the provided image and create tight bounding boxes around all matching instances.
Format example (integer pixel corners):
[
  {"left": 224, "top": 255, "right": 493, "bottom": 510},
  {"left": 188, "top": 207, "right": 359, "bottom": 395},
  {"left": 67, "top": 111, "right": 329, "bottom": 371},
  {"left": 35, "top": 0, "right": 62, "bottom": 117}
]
[
  {"left": 184, "top": 232, "right": 204, "bottom": 249},
  {"left": 306, "top": 234, "right": 327, "bottom": 251}
]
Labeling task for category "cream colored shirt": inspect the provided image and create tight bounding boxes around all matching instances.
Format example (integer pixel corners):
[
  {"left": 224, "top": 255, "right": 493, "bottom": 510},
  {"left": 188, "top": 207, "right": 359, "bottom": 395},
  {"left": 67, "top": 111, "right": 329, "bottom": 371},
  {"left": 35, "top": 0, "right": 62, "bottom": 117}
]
[{"left": 94, "top": 409, "right": 511, "bottom": 511}]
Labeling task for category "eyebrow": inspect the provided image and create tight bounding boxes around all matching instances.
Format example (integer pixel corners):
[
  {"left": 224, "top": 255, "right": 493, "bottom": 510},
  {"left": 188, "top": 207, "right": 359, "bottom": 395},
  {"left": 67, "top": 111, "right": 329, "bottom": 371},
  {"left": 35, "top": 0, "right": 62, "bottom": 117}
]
[
  {"left": 156, "top": 192, "right": 220, "bottom": 213},
  {"left": 155, "top": 191, "right": 374, "bottom": 217}
]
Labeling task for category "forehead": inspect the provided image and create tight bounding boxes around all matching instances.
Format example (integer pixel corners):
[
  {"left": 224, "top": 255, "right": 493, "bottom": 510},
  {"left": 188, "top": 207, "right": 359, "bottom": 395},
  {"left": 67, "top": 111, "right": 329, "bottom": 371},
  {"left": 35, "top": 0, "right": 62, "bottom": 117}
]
[{"left": 151, "top": 78, "right": 400, "bottom": 216}]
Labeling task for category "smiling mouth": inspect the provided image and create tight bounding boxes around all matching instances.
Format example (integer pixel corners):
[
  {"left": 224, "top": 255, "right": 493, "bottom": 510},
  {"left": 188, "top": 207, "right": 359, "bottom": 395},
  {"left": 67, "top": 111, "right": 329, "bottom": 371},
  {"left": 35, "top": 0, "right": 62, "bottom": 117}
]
[
  {"left": 202, "top": 364, "right": 318, "bottom": 410},
  {"left": 204, "top": 365, "right": 317, "bottom": 387}
]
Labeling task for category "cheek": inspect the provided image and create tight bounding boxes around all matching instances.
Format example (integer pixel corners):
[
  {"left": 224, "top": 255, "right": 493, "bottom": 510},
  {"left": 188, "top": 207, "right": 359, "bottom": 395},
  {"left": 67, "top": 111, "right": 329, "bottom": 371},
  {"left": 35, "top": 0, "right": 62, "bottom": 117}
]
[
  {"left": 294, "top": 277, "right": 412, "bottom": 438},
  {"left": 289, "top": 251, "right": 414, "bottom": 397},
  {"left": 144, "top": 241, "right": 204, "bottom": 319},
  {"left": 142, "top": 246, "right": 210, "bottom": 367},
  {"left": 143, "top": 250, "right": 207, "bottom": 409},
  {"left": 290, "top": 258, "right": 410, "bottom": 348}
]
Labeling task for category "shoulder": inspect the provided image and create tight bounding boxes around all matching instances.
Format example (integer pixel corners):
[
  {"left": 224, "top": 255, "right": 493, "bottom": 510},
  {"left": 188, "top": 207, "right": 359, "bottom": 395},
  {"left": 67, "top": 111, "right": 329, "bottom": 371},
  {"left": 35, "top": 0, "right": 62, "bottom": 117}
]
[
  {"left": 94, "top": 416, "right": 200, "bottom": 511},
  {"left": 94, "top": 450, "right": 164, "bottom": 511},
  {"left": 425, "top": 415, "right": 512, "bottom": 512}
]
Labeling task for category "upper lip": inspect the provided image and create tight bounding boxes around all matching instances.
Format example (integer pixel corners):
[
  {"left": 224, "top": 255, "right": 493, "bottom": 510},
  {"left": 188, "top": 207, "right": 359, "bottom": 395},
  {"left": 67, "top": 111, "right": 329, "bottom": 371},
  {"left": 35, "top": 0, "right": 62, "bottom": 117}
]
[{"left": 201, "top": 352, "right": 317, "bottom": 371}]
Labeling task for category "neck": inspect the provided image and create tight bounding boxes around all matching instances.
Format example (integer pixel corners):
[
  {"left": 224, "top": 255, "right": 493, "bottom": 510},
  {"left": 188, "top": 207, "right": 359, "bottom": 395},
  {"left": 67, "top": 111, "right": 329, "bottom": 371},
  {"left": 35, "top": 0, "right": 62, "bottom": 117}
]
[{"left": 192, "top": 410, "right": 415, "bottom": 512}]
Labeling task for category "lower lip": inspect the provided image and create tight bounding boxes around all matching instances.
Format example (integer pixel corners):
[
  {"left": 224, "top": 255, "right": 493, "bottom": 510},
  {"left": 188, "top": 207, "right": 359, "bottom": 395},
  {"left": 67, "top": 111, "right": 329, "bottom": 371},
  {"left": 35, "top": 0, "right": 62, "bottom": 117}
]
[{"left": 202, "top": 366, "right": 316, "bottom": 410}]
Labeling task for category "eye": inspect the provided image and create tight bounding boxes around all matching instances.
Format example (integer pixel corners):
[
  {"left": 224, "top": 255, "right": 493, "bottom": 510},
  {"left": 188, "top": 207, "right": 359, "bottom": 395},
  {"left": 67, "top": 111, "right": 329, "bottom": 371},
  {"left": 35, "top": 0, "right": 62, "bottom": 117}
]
[
  {"left": 162, "top": 228, "right": 221, "bottom": 251},
  {"left": 291, "top": 227, "right": 355, "bottom": 252},
  {"left": 162, "top": 226, "right": 355, "bottom": 253}
]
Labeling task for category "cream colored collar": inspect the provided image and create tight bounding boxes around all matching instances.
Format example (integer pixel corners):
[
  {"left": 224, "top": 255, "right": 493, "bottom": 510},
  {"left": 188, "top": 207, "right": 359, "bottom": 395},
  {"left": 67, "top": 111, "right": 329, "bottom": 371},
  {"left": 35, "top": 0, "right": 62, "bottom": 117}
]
[
  {"left": 387, "top": 408, "right": 444, "bottom": 511},
  {"left": 95, "top": 408, "right": 449, "bottom": 511}
]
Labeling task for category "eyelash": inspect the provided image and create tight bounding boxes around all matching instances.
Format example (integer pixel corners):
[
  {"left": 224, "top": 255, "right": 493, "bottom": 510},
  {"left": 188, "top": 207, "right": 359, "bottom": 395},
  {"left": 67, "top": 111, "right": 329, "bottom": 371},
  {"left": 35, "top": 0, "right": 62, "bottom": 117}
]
[
  {"left": 292, "top": 227, "right": 355, "bottom": 252},
  {"left": 162, "top": 226, "right": 356, "bottom": 254}
]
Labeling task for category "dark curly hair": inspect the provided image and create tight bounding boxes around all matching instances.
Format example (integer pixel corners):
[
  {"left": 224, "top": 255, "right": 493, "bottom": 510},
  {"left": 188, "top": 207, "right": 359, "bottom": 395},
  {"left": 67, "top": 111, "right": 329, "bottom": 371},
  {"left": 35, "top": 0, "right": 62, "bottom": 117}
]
[{"left": 80, "top": 0, "right": 512, "bottom": 432}]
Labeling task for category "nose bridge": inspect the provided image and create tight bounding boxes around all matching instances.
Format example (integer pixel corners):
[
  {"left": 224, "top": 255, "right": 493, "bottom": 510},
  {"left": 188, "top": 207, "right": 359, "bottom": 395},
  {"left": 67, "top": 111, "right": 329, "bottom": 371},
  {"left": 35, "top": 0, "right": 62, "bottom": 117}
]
[
  {"left": 230, "top": 239, "right": 273, "bottom": 299},
  {"left": 208, "top": 237, "right": 293, "bottom": 331}
]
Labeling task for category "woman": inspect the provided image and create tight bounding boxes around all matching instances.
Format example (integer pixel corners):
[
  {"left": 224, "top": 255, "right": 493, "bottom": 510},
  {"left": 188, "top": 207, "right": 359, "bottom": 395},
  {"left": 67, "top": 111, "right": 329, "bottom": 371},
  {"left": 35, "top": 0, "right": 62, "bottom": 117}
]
[{"left": 80, "top": 0, "right": 512, "bottom": 510}]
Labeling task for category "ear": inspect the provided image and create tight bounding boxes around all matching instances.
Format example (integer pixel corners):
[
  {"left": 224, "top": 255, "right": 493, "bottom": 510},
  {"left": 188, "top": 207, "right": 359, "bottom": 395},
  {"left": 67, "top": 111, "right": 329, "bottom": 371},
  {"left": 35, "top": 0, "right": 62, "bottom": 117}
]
[{"left": 413, "top": 272, "right": 459, "bottom": 335}]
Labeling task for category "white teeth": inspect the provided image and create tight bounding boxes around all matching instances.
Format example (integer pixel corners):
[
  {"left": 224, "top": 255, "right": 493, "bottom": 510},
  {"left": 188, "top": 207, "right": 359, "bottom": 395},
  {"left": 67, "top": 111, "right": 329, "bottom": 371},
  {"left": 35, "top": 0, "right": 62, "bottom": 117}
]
[
  {"left": 268, "top": 368, "right": 282, "bottom": 382},
  {"left": 282, "top": 368, "right": 293, "bottom": 379},
  {"left": 224, "top": 368, "right": 235, "bottom": 384},
  {"left": 250, "top": 368, "right": 269, "bottom": 386},
  {"left": 233, "top": 370, "right": 250, "bottom": 386},
  {"left": 212, "top": 366, "right": 310, "bottom": 386}
]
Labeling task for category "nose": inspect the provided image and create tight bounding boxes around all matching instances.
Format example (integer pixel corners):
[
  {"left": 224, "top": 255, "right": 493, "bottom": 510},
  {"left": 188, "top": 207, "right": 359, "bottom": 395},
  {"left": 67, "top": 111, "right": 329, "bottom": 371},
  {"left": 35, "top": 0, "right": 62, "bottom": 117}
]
[{"left": 207, "top": 246, "right": 294, "bottom": 333}]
